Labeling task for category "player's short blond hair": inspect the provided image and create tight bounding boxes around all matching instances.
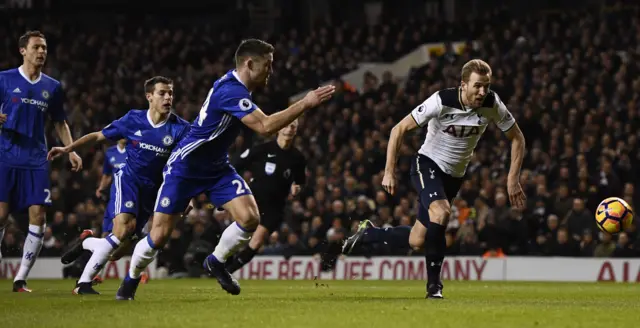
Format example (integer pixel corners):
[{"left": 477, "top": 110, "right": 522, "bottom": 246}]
[{"left": 461, "top": 59, "right": 492, "bottom": 82}]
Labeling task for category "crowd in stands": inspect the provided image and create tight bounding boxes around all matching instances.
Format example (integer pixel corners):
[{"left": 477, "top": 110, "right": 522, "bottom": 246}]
[{"left": 2, "top": 2, "right": 640, "bottom": 277}]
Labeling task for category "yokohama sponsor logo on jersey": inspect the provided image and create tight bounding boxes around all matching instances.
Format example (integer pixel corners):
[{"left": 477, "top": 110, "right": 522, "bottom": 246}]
[
  {"left": 138, "top": 142, "right": 170, "bottom": 154},
  {"left": 21, "top": 98, "right": 48, "bottom": 109}
]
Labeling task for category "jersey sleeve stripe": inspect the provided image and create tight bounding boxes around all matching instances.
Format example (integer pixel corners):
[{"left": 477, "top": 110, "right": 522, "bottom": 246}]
[
  {"left": 179, "top": 139, "right": 207, "bottom": 159},
  {"left": 180, "top": 113, "right": 233, "bottom": 160},
  {"left": 207, "top": 113, "right": 232, "bottom": 141}
]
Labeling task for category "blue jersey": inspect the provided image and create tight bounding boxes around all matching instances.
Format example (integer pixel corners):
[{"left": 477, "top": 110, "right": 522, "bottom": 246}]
[
  {"left": 0, "top": 67, "right": 66, "bottom": 170},
  {"left": 102, "top": 144, "right": 127, "bottom": 175},
  {"left": 101, "top": 110, "right": 190, "bottom": 188},
  {"left": 168, "top": 70, "right": 257, "bottom": 178}
]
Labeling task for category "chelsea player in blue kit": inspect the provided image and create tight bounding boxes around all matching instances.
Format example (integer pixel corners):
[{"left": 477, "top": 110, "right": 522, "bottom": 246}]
[
  {"left": 116, "top": 39, "right": 335, "bottom": 300},
  {"left": 97, "top": 139, "right": 127, "bottom": 202},
  {"left": 0, "top": 31, "right": 83, "bottom": 293},
  {"left": 48, "top": 76, "right": 190, "bottom": 295}
]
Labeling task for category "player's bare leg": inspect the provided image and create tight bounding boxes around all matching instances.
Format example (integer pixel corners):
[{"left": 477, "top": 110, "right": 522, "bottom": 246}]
[
  {"left": 203, "top": 195, "right": 259, "bottom": 295},
  {"left": 0, "top": 202, "right": 9, "bottom": 264},
  {"left": 73, "top": 213, "right": 136, "bottom": 295},
  {"left": 226, "top": 224, "right": 269, "bottom": 273},
  {"left": 13, "top": 205, "right": 46, "bottom": 292},
  {"left": 409, "top": 220, "right": 427, "bottom": 251},
  {"left": 424, "top": 199, "right": 451, "bottom": 299}
]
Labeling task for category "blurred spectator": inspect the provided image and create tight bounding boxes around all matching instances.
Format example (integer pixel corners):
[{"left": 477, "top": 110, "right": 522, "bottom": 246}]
[{"left": 2, "top": 3, "right": 640, "bottom": 272}]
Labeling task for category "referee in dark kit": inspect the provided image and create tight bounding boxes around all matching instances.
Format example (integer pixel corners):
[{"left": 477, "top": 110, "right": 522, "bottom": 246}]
[{"left": 225, "top": 119, "right": 307, "bottom": 273}]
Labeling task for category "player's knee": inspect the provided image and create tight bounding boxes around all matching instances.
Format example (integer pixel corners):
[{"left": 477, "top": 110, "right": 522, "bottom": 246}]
[
  {"left": 113, "top": 217, "right": 137, "bottom": 239},
  {"left": 236, "top": 207, "right": 260, "bottom": 231},
  {"left": 148, "top": 213, "right": 177, "bottom": 248},
  {"left": 429, "top": 202, "right": 452, "bottom": 225},
  {"left": 28, "top": 206, "right": 46, "bottom": 226},
  {"left": 408, "top": 235, "right": 424, "bottom": 251}
]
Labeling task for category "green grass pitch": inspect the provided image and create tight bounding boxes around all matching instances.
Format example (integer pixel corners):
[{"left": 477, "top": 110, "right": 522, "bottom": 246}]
[{"left": 1, "top": 279, "right": 639, "bottom": 328}]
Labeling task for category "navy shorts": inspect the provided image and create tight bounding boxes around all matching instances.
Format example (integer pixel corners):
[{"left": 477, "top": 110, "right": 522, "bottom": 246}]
[
  {"left": 0, "top": 163, "right": 51, "bottom": 211},
  {"left": 154, "top": 168, "right": 252, "bottom": 215},
  {"left": 410, "top": 154, "right": 464, "bottom": 227},
  {"left": 102, "top": 170, "right": 156, "bottom": 236}
]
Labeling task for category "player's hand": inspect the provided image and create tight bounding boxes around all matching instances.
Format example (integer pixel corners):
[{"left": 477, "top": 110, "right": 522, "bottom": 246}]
[
  {"left": 290, "top": 183, "right": 301, "bottom": 196},
  {"left": 47, "top": 146, "right": 69, "bottom": 161},
  {"left": 382, "top": 172, "right": 397, "bottom": 196},
  {"left": 507, "top": 177, "right": 526, "bottom": 209},
  {"left": 69, "top": 151, "right": 83, "bottom": 172},
  {"left": 0, "top": 113, "right": 7, "bottom": 124},
  {"left": 302, "top": 85, "right": 336, "bottom": 108},
  {"left": 95, "top": 188, "right": 107, "bottom": 200}
]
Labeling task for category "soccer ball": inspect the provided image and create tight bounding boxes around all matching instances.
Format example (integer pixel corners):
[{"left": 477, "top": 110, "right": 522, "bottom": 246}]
[{"left": 595, "top": 197, "right": 633, "bottom": 234}]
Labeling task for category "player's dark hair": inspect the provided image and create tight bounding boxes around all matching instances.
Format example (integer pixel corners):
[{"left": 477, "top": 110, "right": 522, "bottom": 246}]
[
  {"left": 461, "top": 59, "right": 492, "bottom": 82},
  {"left": 18, "top": 30, "right": 46, "bottom": 49},
  {"left": 144, "top": 76, "right": 173, "bottom": 93},
  {"left": 234, "top": 39, "right": 274, "bottom": 66}
]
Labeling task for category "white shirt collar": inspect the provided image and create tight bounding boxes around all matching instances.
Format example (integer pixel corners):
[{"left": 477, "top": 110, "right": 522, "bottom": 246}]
[
  {"left": 147, "top": 110, "right": 169, "bottom": 128},
  {"left": 18, "top": 65, "right": 42, "bottom": 85}
]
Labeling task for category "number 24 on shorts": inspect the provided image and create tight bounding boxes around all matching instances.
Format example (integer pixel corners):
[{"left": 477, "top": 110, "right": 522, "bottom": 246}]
[{"left": 232, "top": 179, "right": 250, "bottom": 195}]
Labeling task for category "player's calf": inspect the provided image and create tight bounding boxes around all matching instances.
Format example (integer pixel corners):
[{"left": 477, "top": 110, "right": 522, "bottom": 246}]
[
  {"left": 212, "top": 195, "right": 259, "bottom": 264},
  {"left": 226, "top": 224, "right": 269, "bottom": 274},
  {"left": 408, "top": 220, "right": 427, "bottom": 251}
]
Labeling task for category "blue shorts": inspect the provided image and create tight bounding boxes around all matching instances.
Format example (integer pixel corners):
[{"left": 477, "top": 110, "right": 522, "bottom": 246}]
[
  {"left": 410, "top": 154, "right": 464, "bottom": 227},
  {"left": 154, "top": 168, "right": 252, "bottom": 214},
  {"left": 102, "top": 170, "right": 156, "bottom": 236},
  {"left": 0, "top": 163, "right": 51, "bottom": 212}
]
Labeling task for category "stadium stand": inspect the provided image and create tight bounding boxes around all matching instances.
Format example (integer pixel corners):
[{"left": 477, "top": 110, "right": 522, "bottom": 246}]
[{"left": 1, "top": 1, "right": 639, "bottom": 278}]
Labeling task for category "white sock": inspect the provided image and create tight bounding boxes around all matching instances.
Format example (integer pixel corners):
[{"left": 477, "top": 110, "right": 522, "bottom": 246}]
[
  {"left": 129, "top": 235, "right": 157, "bottom": 279},
  {"left": 82, "top": 237, "right": 101, "bottom": 252},
  {"left": 212, "top": 222, "right": 252, "bottom": 263},
  {"left": 78, "top": 234, "right": 120, "bottom": 283},
  {"left": 14, "top": 224, "right": 44, "bottom": 282}
]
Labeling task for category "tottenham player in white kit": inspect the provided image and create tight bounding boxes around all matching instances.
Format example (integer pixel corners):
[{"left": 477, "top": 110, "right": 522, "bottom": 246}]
[{"left": 342, "top": 59, "right": 526, "bottom": 298}]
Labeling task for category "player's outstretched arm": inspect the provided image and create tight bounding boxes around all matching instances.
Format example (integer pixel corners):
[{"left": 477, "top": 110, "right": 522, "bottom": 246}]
[
  {"left": 504, "top": 123, "right": 526, "bottom": 209},
  {"left": 48, "top": 131, "right": 107, "bottom": 161},
  {"left": 241, "top": 85, "right": 335, "bottom": 137},
  {"left": 53, "top": 121, "right": 83, "bottom": 171},
  {"left": 382, "top": 114, "right": 420, "bottom": 195}
]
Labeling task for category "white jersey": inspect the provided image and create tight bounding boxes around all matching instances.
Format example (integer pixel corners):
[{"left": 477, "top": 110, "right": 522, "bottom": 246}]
[{"left": 411, "top": 88, "right": 515, "bottom": 178}]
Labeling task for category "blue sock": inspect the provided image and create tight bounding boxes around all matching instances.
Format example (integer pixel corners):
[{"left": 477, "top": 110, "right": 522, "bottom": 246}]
[
  {"left": 362, "top": 226, "right": 411, "bottom": 248},
  {"left": 425, "top": 222, "right": 446, "bottom": 284}
]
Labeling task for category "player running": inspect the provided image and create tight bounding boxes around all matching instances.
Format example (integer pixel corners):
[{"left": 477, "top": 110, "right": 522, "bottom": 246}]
[
  {"left": 225, "top": 119, "right": 306, "bottom": 274},
  {"left": 116, "top": 39, "right": 335, "bottom": 300},
  {"left": 341, "top": 59, "right": 527, "bottom": 299},
  {"left": 0, "top": 31, "right": 83, "bottom": 292},
  {"left": 48, "top": 76, "right": 190, "bottom": 295}
]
